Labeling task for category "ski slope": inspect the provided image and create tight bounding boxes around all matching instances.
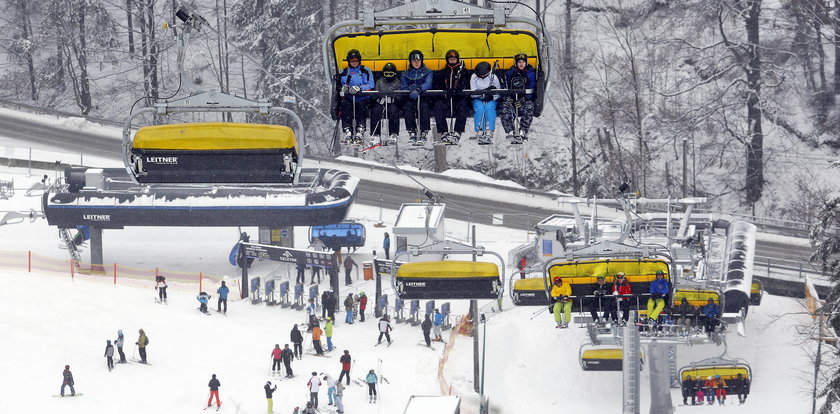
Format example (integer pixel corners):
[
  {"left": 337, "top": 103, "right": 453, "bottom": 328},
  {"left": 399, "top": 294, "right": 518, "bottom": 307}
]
[{"left": 0, "top": 150, "right": 821, "bottom": 413}]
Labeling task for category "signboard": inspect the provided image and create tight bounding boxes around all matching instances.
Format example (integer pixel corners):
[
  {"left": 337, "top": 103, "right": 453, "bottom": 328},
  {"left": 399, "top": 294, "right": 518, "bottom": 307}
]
[
  {"left": 542, "top": 239, "right": 553, "bottom": 256},
  {"left": 373, "top": 259, "right": 406, "bottom": 277},
  {"left": 241, "top": 242, "right": 336, "bottom": 268}
]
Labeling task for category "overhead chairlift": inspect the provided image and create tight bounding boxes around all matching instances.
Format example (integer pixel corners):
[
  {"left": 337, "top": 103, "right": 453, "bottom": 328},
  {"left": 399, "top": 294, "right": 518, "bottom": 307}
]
[
  {"left": 678, "top": 356, "right": 752, "bottom": 398},
  {"left": 579, "top": 343, "right": 644, "bottom": 372},
  {"left": 750, "top": 279, "right": 763, "bottom": 306},
  {"left": 511, "top": 277, "right": 551, "bottom": 306},
  {"left": 309, "top": 221, "right": 367, "bottom": 251},
  {"left": 392, "top": 239, "right": 505, "bottom": 300}
]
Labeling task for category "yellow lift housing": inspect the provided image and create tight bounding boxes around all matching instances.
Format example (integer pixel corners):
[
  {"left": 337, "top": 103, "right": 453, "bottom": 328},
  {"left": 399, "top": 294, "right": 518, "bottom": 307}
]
[{"left": 396, "top": 260, "right": 502, "bottom": 300}]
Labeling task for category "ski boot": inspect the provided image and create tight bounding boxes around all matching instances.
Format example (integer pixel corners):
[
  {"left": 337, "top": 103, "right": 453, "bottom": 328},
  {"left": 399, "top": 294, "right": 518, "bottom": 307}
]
[
  {"left": 441, "top": 132, "right": 459, "bottom": 145},
  {"left": 471, "top": 130, "right": 483, "bottom": 140},
  {"left": 510, "top": 133, "right": 523, "bottom": 145},
  {"left": 387, "top": 133, "right": 399, "bottom": 145},
  {"left": 477, "top": 130, "right": 493, "bottom": 145},
  {"left": 407, "top": 130, "right": 418, "bottom": 145},
  {"left": 341, "top": 127, "right": 353, "bottom": 144},
  {"left": 521, "top": 130, "right": 529, "bottom": 140},
  {"left": 354, "top": 126, "right": 366, "bottom": 145},
  {"left": 370, "top": 135, "right": 381, "bottom": 146},
  {"left": 417, "top": 130, "right": 429, "bottom": 145}
]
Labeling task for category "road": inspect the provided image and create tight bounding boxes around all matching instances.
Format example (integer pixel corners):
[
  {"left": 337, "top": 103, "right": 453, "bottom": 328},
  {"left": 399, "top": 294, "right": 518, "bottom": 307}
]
[{"left": 0, "top": 112, "right": 820, "bottom": 274}]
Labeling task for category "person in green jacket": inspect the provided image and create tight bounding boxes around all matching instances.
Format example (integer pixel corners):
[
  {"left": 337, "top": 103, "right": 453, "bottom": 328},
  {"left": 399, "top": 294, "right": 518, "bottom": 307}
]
[{"left": 325, "top": 317, "right": 334, "bottom": 352}]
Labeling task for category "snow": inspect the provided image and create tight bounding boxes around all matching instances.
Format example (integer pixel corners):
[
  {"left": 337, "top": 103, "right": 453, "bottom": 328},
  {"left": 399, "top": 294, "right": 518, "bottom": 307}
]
[
  {"left": 0, "top": 107, "right": 122, "bottom": 140},
  {"left": 439, "top": 169, "right": 525, "bottom": 189}
]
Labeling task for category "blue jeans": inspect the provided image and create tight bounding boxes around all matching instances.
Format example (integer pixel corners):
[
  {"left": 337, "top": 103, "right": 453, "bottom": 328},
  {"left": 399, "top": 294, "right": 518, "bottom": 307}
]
[
  {"left": 327, "top": 337, "right": 333, "bottom": 351},
  {"left": 345, "top": 310, "right": 353, "bottom": 324},
  {"left": 328, "top": 386, "right": 336, "bottom": 405},
  {"left": 472, "top": 99, "right": 497, "bottom": 132}
]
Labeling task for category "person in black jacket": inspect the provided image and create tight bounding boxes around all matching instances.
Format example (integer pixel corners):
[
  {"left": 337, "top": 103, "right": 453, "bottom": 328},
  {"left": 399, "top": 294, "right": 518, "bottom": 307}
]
[
  {"left": 682, "top": 375, "right": 697, "bottom": 405},
  {"left": 323, "top": 291, "right": 337, "bottom": 323},
  {"left": 291, "top": 324, "right": 304, "bottom": 360},
  {"left": 587, "top": 275, "right": 613, "bottom": 325},
  {"left": 433, "top": 49, "right": 471, "bottom": 144},
  {"left": 734, "top": 373, "right": 750, "bottom": 404},
  {"left": 321, "top": 290, "right": 331, "bottom": 319},
  {"left": 421, "top": 314, "right": 433, "bottom": 347},
  {"left": 265, "top": 380, "right": 278, "bottom": 413},
  {"left": 207, "top": 374, "right": 221, "bottom": 408},
  {"left": 60, "top": 365, "right": 75, "bottom": 397},
  {"left": 104, "top": 340, "right": 114, "bottom": 371},
  {"left": 281, "top": 344, "right": 295, "bottom": 378}
]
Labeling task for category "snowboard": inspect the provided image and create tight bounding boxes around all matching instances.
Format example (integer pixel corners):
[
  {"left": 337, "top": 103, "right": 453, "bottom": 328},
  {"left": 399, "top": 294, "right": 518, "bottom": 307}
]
[{"left": 53, "top": 393, "right": 83, "bottom": 398}]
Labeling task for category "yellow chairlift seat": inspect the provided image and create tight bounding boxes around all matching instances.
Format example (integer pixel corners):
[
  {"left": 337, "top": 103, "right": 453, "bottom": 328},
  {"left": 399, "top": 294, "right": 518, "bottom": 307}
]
[
  {"left": 579, "top": 346, "right": 643, "bottom": 371},
  {"left": 130, "top": 123, "right": 299, "bottom": 184},
  {"left": 679, "top": 359, "right": 752, "bottom": 396},
  {"left": 673, "top": 289, "right": 721, "bottom": 308},
  {"left": 547, "top": 259, "right": 671, "bottom": 312},
  {"left": 512, "top": 277, "right": 550, "bottom": 306},
  {"left": 395, "top": 260, "right": 501, "bottom": 300}
]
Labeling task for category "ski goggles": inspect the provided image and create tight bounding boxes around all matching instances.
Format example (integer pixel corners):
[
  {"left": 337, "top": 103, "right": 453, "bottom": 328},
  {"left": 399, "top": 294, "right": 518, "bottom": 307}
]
[{"left": 383, "top": 71, "right": 396, "bottom": 78}]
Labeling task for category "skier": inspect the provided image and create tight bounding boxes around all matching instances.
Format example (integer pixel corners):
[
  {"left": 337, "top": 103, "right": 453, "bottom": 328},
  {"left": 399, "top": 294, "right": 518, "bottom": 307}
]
[
  {"left": 291, "top": 324, "right": 304, "bottom": 360},
  {"left": 197, "top": 292, "right": 211, "bottom": 314},
  {"left": 136, "top": 328, "right": 149, "bottom": 364},
  {"left": 612, "top": 272, "right": 633, "bottom": 324},
  {"left": 281, "top": 344, "right": 295, "bottom": 377},
  {"left": 499, "top": 53, "right": 537, "bottom": 142},
  {"left": 217, "top": 281, "right": 229, "bottom": 314},
  {"left": 312, "top": 323, "right": 325, "bottom": 355},
  {"left": 337, "top": 49, "right": 375, "bottom": 144},
  {"left": 60, "top": 365, "right": 75, "bottom": 397},
  {"left": 325, "top": 317, "right": 335, "bottom": 352},
  {"left": 734, "top": 372, "right": 750, "bottom": 404},
  {"left": 264, "top": 380, "right": 277, "bottom": 414},
  {"left": 645, "top": 270, "right": 670, "bottom": 325},
  {"left": 588, "top": 275, "right": 613, "bottom": 326},
  {"left": 712, "top": 374, "right": 727, "bottom": 405},
  {"left": 301, "top": 401, "right": 318, "bottom": 414},
  {"left": 358, "top": 292, "right": 368, "bottom": 322},
  {"left": 682, "top": 374, "right": 696, "bottom": 405},
  {"left": 400, "top": 49, "right": 433, "bottom": 144},
  {"left": 207, "top": 374, "right": 221, "bottom": 409},
  {"left": 421, "top": 314, "right": 433, "bottom": 347},
  {"left": 674, "top": 297, "right": 696, "bottom": 331},
  {"left": 432, "top": 308, "right": 444, "bottom": 341},
  {"left": 307, "top": 371, "right": 322, "bottom": 409},
  {"left": 344, "top": 255, "right": 358, "bottom": 286},
  {"left": 115, "top": 329, "right": 126, "bottom": 363},
  {"left": 382, "top": 232, "right": 391, "bottom": 260},
  {"left": 517, "top": 256, "right": 527, "bottom": 279},
  {"left": 702, "top": 376, "right": 715, "bottom": 405},
  {"left": 104, "top": 340, "right": 114, "bottom": 371},
  {"left": 369, "top": 62, "right": 402, "bottom": 145},
  {"left": 551, "top": 277, "right": 573, "bottom": 328},
  {"left": 702, "top": 298, "right": 720, "bottom": 337},
  {"left": 334, "top": 380, "right": 345, "bottom": 413},
  {"left": 271, "top": 344, "right": 282, "bottom": 375},
  {"left": 324, "top": 291, "right": 337, "bottom": 322},
  {"left": 337, "top": 350, "right": 352, "bottom": 385},
  {"left": 321, "top": 290, "right": 331, "bottom": 319},
  {"left": 432, "top": 49, "right": 470, "bottom": 144},
  {"left": 155, "top": 275, "right": 168, "bottom": 303},
  {"left": 365, "top": 369, "right": 378, "bottom": 403},
  {"left": 469, "top": 61, "right": 501, "bottom": 144},
  {"left": 344, "top": 293, "right": 355, "bottom": 324},
  {"left": 305, "top": 298, "right": 318, "bottom": 331},
  {"left": 323, "top": 373, "right": 337, "bottom": 406},
  {"left": 296, "top": 263, "right": 306, "bottom": 285},
  {"left": 377, "top": 315, "right": 393, "bottom": 345}
]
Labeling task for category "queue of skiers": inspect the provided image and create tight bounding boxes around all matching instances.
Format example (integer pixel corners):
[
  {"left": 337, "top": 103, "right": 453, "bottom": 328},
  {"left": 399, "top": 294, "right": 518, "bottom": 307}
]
[{"left": 336, "top": 49, "right": 538, "bottom": 146}]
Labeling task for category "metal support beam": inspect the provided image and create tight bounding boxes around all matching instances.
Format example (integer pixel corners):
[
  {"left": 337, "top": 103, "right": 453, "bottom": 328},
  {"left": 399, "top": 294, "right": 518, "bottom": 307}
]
[
  {"left": 90, "top": 226, "right": 104, "bottom": 273},
  {"left": 648, "top": 341, "right": 674, "bottom": 414},
  {"left": 622, "top": 311, "right": 641, "bottom": 414}
]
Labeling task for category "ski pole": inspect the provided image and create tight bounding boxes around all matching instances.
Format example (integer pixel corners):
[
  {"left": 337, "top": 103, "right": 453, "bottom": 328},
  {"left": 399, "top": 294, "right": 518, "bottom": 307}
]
[
  {"left": 352, "top": 93, "right": 357, "bottom": 141},
  {"left": 132, "top": 343, "right": 137, "bottom": 359},
  {"left": 416, "top": 92, "right": 421, "bottom": 140},
  {"left": 448, "top": 95, "right": 454, "bottom": 135}
]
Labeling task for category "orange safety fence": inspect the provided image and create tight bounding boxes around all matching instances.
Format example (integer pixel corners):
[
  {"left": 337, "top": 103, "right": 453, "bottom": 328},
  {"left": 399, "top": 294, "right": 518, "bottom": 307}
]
[{"left": 0, "top": 250, "right": 242, "bottom": 300}]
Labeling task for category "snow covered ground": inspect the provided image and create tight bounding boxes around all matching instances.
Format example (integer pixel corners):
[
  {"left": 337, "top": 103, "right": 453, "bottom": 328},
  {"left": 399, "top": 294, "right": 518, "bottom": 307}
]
[{"left": 0, "top": 162, "right": 820, "bottom": 414}]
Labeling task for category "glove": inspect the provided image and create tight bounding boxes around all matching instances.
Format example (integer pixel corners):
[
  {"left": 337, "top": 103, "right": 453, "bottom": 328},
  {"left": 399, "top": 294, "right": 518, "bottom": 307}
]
[
  {"left": 349, "top": 85, "right": 361, "bottom": 95},
  {"left": 513, "top": 100, "right": 523, "bottom": 109},
  {"left": 486, "top": 86, "right": 496, "bottom": 90},
  {"left": 445, "top": 89, "right": 454, "bottom": 99},
  {"left": 340, "top": 85, "right": 350, "bottom": 94},
  {"left": 135, "top": 342, "right": 139, "bottom": 345},
  {"left": 482, "top": 93, "right": 494, "bottom": 103},
  {"left": 613, "top": 291, "right": 619, "bottom": 296},
  {"left": 409, "top": 90, "right": 419, "bottom": 100},
  {"left": 505, "top": 97, "right": 514, "bottom": 106}
]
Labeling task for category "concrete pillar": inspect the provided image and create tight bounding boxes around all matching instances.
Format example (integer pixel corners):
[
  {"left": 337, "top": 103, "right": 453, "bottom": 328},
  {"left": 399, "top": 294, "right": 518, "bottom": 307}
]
[
  {"left": 623, "top": 311, "right": 641, "bottom": 414},
  {"left": 648, "top": 341, "right": 675, "bottom": 414},
  {"left": 90, "top": 226, "right": 104, "bottom": 273}
]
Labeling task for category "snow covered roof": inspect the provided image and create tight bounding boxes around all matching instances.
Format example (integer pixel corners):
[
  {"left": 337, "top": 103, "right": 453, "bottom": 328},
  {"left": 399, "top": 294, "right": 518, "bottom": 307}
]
[{"left": 394, "top": 203, "right": 445, "bottom": 233}]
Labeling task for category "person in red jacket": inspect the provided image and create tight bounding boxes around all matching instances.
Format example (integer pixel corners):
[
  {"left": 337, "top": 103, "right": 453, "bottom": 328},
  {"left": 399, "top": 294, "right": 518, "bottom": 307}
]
[
  {"left": 517, "top": 256, "right": 527, "bottom": 279},
  {"left": 271, "top": 344, "right": 282, "bottom": 375},
  {"left": 337, "top": 350, "right": 352, "bottom": 385},
  {"left": 611, "top": 272, "right": 633, "bottom": 324},
  {"left": 358, "top": 292, "right": 368, "bottom": 322}
]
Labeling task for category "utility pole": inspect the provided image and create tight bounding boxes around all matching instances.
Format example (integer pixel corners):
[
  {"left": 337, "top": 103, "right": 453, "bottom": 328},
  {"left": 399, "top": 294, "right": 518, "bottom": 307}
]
[
  {"left": 682, "top": 138, "right": 688, "bottom": 197},
  {"left": 472, "top": 224, "right": 479, "bottom": 394}
]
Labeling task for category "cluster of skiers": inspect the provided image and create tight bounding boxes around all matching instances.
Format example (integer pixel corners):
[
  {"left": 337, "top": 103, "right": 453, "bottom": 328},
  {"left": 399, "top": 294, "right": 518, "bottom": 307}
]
[
  {"left": 336, "top": 48, "right": 537, "bottom": 146},
  {"left": 196, "top": 280, "right": 230, "bottom": 315},
  {"left": 551, "top": 271, "right": 722, "bottom": 336},
  {"left": 681, "top": 373, "right": 750, "bottom": 406}
]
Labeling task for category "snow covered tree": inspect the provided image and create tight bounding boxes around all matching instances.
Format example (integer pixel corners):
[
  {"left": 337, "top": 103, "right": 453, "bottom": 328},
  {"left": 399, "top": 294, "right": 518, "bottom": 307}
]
[{"left": 2, "top": 0, "right": 40, "bottom": 101}]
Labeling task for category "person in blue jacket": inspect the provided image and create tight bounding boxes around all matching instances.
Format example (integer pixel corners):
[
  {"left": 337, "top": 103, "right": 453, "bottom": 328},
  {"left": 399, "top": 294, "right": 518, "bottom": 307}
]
[
  {"left": 400, "top": 49, "right": 433, "bottom": 144},
  {"left": 365, "top": 369, "right": 379, "bottom": 403},
  {"left": 499, "top": 53, "right": 537, "bottom": 142},
  {"left": 197, "top": 292, "right": 211, "bottom": 314},
  {"left": 432, "top": 308, "right": 445, "bottom": 341},
  {"left": 217, "top": 281, "right": 230, "bottom": 314},
  {"left": 645, "top": 270, "right": 670, "bottom": 324},
  {"left": 337, "top": 49, "right": 375, "bottom": 144},
  {"left": 701, "top": 298, "right": 720, "bottom": 336},
  {"left": 383, "top": 232, "right": 391, "bottom": 260}
]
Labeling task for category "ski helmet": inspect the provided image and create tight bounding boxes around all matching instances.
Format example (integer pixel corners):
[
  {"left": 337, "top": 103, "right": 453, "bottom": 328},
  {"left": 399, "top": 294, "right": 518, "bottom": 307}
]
[
  {"left": 408, "top": 49, "right": 424, "bottom": 62},
  {"left": 347, "top": 49, "right": 362, "bottom": 62},
  {"left": 514, "top": 53, "right": 528, "bottom": 63},
  {"left": 445, "top": 49, "right": 460, "bottom": 61},
  {"left": 475, "top": 61, "right": 491, "bottom": 77},
  {"left": 656, "top": 270, "right": 664, "bottom": 277},
  {"left": 553, "top": 277, "right": 562, "bottom": 284},
  {"left": 383, "top": 62, "right": 397, "bottom": 78}
]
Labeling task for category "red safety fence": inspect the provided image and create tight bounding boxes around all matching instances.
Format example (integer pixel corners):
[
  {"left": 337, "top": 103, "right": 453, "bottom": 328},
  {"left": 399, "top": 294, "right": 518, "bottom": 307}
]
[{"left": 0, "top": 250, "right": 242, "bottom": 300}]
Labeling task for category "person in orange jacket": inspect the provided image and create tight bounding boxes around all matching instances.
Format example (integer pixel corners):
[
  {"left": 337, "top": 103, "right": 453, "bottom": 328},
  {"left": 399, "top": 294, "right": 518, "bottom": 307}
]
[
  {"left": 711, "top": 375, "right": 727, "bottom": 405},
  {"left": 702, "top": 376, "right": 716, "bottom": 405},
  {"left": 550, "top": 277, "right": 572, "bottom": 328},
  {"left": 311, "top": 323, "right": 325, "bottom": 355}
]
